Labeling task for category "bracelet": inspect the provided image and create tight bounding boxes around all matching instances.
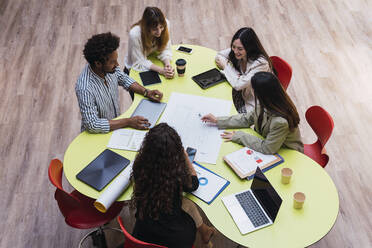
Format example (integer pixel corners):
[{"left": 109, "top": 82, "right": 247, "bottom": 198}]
[{"left": 143, "top": 89, "right": 148, "bottom": 97}]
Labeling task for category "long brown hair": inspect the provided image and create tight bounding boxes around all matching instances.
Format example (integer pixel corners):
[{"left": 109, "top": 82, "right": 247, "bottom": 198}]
[
  {"left": 132, "top": 7, "right": 169, "bottom": 55},
  {"left": 229, "top": 27, "right": 273, "bottom": 72},
  {"left": 131, "top": 123, "right": 191, "bottom": 220},
  {"left": 252, "top": 72, "right": 300, "bottom": 131}
]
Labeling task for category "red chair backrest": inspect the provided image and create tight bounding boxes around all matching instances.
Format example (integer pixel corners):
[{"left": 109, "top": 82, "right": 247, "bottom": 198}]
[
  {"left": 48, "top": 159, "right": 80, "bottom": 215},
  {"left": 48, "top": 159, "right": 64, "bottom": 189},
  {"left": 305, "top": 106, "right": 334, "bottom": 148},
  {"left": 117, "top": 216, "right": 167, "bottom": 248},
  {"left": 270, "top": 56, "right": 292, "bottom": 90}
]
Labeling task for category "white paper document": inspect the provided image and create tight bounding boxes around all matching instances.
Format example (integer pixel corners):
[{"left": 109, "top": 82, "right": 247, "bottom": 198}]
[
  {"left": 191, "top": 163, "right": 229, "bottom": 204},
  {"left": 107, "top": 129, "right": 147, "bottom": 151},
  {"left": 158, "top": 92, "right": 232, "bottom": 164},
  {"left": 94, "top": 162, "right": 133, "bottom": 213}
]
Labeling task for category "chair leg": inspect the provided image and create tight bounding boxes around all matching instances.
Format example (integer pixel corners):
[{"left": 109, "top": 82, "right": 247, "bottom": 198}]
[
  {"left": 92, "top": 227, "right": 107, "bottom": 248},
  {"left": 78, "top": 226, "right": 123, "bottom": 248}
]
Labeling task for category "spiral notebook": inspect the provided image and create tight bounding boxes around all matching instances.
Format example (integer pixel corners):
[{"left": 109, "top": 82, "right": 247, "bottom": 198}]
[{"left": 223, "top": 147, "right": 284, "bottom": 180}]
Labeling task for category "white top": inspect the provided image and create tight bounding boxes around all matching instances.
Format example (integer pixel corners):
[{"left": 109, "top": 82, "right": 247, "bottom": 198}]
[
  {"left": 216, "top": 48, "right": 270, "bottom": 112},
  {"left": 124, "top": 20, "right": 172, "bottom": 71}
]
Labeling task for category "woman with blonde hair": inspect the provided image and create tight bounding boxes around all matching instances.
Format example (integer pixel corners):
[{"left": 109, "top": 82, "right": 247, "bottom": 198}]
[{"left": 124, "top": 7, "right": 174, "bottom": 79}]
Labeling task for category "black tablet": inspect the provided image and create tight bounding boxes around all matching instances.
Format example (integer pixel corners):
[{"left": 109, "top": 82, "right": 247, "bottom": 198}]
[
  {"left": 192, "top": 68, "right": 226, "bottom": 89},
  {"left": 76, "top": 149, "right": 130, "bottom": 191},
  {"left": 139, "top": 70, "right": 161, "bottom": 86}
]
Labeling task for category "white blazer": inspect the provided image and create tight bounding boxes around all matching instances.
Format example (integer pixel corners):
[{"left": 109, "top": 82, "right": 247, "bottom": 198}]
[{"left": 216, "top": 48, "right": 270, "bottom": 112}]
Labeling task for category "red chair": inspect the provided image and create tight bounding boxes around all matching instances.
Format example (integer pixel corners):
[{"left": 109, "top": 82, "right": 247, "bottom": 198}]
[
  {"left": 270, "top": 56, "right": 292, "bottom": 90},
  {"left": 49, "top": 159, "right": 124, "bottom": 247},
  {"left": 304, "top": 106, "right": 334, "bottom": 167},
  {"left": 117, "top": 216, "right": 167, "bottom": 248}
]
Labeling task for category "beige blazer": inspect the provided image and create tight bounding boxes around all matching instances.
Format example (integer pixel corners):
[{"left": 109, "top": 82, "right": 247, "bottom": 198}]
[{"left": 217, "top": 110, "right": 304, "bottom": 154}]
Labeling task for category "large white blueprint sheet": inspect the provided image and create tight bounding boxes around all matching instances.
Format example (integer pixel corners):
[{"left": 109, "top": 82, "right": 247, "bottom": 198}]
[{"left": 158, "top": 92, "right": 232, "bottom": 164}]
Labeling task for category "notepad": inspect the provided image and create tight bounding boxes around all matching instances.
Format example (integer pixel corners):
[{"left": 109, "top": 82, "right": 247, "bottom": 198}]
[
  {"left": 139, "top": 70, "right": 161, "bottom": 86},
  {"left": 107, "top": 129, "right": 147, "bottom": 151},
  {"left": 223, "top": 147, "right": 284, "bottom": 180},
  {"left": 190, "top": 162, "right": 230, "bottom": 204},
  {"left": 76, "top": 149, "right": 130, "bottom": 191}
]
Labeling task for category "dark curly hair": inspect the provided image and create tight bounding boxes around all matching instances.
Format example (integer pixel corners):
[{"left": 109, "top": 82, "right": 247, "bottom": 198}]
[
  {"left": 131, "top": 123, "right": 191, "bottom": 220},
  {"left": 83, "top": 32, "right": 120, "bottom": 66}
]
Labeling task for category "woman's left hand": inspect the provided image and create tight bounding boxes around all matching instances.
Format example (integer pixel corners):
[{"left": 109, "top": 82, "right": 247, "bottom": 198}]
[
  {"left": 163, "top": 64, "right": 174, "bottom": 78},
  {"left": 221, "top": 131, "right": 235, "bottom": 142}
]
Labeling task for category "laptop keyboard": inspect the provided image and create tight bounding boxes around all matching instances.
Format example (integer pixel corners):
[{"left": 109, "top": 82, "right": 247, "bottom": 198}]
[{"left": 235, "top": 191, "right": 270, "bottom": 228}]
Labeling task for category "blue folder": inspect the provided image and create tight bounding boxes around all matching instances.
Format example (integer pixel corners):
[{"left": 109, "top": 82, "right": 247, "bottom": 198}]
[{"left": 191, "top": 162, "right": 230, "bottom": 204}]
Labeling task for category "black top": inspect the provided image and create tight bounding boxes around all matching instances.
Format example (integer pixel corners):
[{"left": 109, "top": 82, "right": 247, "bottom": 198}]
[{"left": 132, "top": 176, "right": 199, "bottom": 248}]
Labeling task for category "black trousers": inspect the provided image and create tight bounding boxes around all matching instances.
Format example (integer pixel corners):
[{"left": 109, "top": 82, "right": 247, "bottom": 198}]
[{"left": 124, "top": 67, "right": 135, "bottom": 101}]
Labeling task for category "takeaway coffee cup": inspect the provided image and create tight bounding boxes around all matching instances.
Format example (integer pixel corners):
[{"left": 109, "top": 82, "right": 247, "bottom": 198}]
[
  {"left": 293, "top": 192, "right": 306, "bottom": 209},
  {"left": 281, "top": 168, "right": 293, "bottom": 184},
  {"left": 176, "top": 59, "right": 187, "bottom": 77}
]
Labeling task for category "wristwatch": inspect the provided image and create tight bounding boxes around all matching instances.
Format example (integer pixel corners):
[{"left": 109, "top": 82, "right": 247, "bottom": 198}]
[{"left": 143, "top": 89, "right": 148, "bottom": 97}]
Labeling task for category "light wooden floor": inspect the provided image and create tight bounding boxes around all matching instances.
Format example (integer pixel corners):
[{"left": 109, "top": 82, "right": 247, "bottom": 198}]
[{"left": 1, "top": 0, "right": 372, "bottom": 247}]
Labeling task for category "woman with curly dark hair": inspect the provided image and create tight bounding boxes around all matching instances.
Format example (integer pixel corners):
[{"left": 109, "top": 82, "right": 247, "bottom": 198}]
[{"left": 131, "top": 123, "right": 215, "bottom": 248}]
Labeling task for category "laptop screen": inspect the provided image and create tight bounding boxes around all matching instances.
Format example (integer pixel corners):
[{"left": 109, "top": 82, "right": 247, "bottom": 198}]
[{"left": 251, "top": 167, "right": 282, "bottom": 222}]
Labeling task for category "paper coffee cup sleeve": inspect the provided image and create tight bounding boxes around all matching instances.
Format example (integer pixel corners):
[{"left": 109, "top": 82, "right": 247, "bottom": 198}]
[{"left": 94, "top": 162, "right": 133, "bottom": 213}]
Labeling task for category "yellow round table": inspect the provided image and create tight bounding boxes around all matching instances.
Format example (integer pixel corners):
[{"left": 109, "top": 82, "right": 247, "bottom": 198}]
[{"left": 64, "top": 45, "right": 339, "bottom": 248}]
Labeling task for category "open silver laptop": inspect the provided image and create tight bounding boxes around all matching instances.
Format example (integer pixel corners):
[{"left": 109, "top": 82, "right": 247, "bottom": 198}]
[{"left": 222, "top": 167, "right": 282, "bottom": 234}]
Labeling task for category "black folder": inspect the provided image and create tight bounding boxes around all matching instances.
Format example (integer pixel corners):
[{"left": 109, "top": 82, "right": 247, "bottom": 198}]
[
  {"left": 76, "top": 149, "right": 130, "bottom": 191},
  {"left": 139, "top": 70, "right": 161, "bottom": 86}
]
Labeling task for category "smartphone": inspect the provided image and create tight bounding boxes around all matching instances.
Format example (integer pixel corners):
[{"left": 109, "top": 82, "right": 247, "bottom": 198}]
[
  {"left": 177, "top": 46, "right": 193, "bottom": 54},
  {"left": 186, "top": 147, "right": 197, "bottom": 163}
]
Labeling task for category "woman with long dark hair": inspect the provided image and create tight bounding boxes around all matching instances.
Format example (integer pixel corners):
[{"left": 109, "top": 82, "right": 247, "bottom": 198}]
[
  {"left": 131, "top": 123, "right": 215, "bottom": 248},
  {"left": 124, "top": 7, "right": 174, "bottom": 78},
  {"left": 202, "top": 72, "right": 303, "bottom": 154},
  {"left": 215, "top": 27, "right": 273, "bottom": 113}
]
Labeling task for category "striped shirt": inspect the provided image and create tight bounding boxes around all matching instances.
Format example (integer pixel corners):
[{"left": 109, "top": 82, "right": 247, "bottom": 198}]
[{"left": 75, "top": 64, "right": 135, "bottom": 133}]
